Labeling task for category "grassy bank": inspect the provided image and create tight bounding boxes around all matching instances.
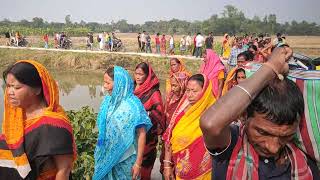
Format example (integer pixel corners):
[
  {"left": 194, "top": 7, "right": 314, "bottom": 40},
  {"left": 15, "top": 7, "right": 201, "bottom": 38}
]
[{"left": 0, "top": 48, "right": 201, "bottom": 78}]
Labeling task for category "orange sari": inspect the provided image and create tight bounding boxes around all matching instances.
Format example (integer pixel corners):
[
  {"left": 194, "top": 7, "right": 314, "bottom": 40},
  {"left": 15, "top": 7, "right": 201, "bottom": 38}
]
[
  {"left": 163, "top": 74, "right": 216, "bottom": 179},
  {"left": 0, "top": 60, "right": 76, "bottom": 179}
]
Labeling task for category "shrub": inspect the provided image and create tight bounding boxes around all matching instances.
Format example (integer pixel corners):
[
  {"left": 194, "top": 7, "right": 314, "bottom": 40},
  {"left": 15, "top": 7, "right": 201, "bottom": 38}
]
[{"left": 67, "top": 106, "right": 98, "bottom": 180}]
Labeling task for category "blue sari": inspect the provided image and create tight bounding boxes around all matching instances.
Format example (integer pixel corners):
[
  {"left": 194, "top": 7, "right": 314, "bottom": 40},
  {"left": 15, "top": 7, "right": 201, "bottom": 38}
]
[{"left": 93, "top": 66, "right": 152, "bottom": 180}]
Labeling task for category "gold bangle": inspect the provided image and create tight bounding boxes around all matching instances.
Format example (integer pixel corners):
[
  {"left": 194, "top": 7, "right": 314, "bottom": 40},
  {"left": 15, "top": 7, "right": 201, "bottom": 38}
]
[
  {"left": 234, "top": 85, "right": 252, "bottom": 101},
  {"left": 163, "top": 160, "right": 173, "bottom": 164},
  {"left": 134, "top": 163, "right": 141, "bottom": 168}
]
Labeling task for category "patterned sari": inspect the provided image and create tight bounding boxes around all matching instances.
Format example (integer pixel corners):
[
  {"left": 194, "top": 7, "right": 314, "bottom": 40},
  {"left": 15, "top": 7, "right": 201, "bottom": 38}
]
[
  {"left": 165, "top": 59, "right": 191, "bottom": 100},
  {"left": 134, "top": 64, "right": 165, "bottom": 180},
  {"left": 0, "top": 60, "right": 76, "bottom": 179},
  {"left": 93, "top": 66, "right": 152, "bottom": 180},
  {"left": 163, "top": 74, "right": 216, "bottom": 179},
  {"left": 160, "top": 73, "right": 188, "bottom": 175}
]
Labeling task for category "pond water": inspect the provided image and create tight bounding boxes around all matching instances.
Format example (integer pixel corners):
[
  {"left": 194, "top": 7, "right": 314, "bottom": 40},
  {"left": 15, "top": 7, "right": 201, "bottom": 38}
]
[{"left": 0, "top": 70, "right": 166, "bottom": 126}]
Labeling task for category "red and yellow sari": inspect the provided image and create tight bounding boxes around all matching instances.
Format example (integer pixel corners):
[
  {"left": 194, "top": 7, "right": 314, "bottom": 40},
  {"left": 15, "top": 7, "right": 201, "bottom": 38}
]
[
  {"left": 0, "top": 60, "right": 76, "bottom": 179},
  {"left": 163, "top": 74, "right": 216, "bottom": 179}
]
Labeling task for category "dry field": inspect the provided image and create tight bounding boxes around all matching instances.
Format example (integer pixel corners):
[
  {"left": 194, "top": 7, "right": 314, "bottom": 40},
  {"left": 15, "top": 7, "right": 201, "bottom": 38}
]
[{"left": 0, "top": 33, "right": 319, "bottom": 57}]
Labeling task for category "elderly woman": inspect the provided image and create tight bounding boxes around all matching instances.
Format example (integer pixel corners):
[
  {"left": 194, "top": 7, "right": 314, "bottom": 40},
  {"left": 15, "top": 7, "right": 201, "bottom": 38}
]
[
  {"left": 94, "top": 66, "right": 152, "bottom": 180},
  {"left": 0, "top": 60, "right": 76, "bottom": 179},
  {"left": 166, "top": 58, "right": 190, "bottom": 96},
  {"left": 163, "top": 74, "right": 216, "bottom": 179}
]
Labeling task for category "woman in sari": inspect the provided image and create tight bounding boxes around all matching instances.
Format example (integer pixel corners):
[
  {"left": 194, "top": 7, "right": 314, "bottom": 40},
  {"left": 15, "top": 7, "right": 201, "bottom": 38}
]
[
  {"left": 165, "top": 58, "right": 191, "bottom": 96},
  {"left": 160, "top": 72, "right": 188, "bottom": 176},
  {"left": 93, "top": 66, "right": 152, "bottom": 180},
  {"left": 163, "top": 74, "right": 215, "bottom": 180},
  {"left": 134, "top": 62, "right": 165, "bottom": 180},
  {"left": 0, "top": 60, "right": 76, "bottom": 179},
  {"left": 200, "top": 49, "right": 225, "bottom": 99},
  {"left": 222, "top": 34, "right": 231, "bottom": 60}
]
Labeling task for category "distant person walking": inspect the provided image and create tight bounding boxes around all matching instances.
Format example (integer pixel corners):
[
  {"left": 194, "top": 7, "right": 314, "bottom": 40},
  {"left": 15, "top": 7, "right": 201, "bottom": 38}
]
[
  {"left": 43, "top": 34, "right": 49, "bottom": 49},
  {"left": 195, "top": 32, "right": 204, "bottom": 58},
  {"left": 161, "top": 34, "right": 167, "bottom": 55},
  {"left": 141, "top": 31, "right": 146, "bottom": 52},
  {"left": 205, "top": 32, "right": 214, "bottom": 50},
  {"left": 155, "top": 33, "right": 161, "bottom": 54},
  {"left": 169, "top": 35, "right": 175, "bottom": 55},
  {"left": 145, "top": 33, "right": 152, "bottom": 53},
  {"left": 180, "top": 36, "right": 186, "bottom": 55},
  {"left": 186, "top": 33, "right": 192, "bottom": 54},
  {"left": 138, "top": 32, "right": 142, "bottom": 52}
]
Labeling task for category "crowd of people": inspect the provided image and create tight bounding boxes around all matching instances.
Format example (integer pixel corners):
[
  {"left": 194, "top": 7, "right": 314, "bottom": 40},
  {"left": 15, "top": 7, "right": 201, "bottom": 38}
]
[
  {"left": 137, "top": 31, "right": 215, "bottom": 57},
  {"left": 0, "top": 32, "right": 319, "bottom": 180},
  {"left": 86, "top": 32, "right": 122, "bottom": 51},
  {"left": 4, "top": 31, "right": 28, "bottom": 47}
]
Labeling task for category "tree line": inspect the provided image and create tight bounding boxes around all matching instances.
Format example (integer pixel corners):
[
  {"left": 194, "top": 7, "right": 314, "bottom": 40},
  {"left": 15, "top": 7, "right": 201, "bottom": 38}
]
[{"left": 0, "top": 5, "right": 319, "bottom": 37}]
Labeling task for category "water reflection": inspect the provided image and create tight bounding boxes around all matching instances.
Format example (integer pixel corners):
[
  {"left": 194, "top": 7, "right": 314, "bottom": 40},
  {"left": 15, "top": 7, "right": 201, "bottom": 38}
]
[{"left": 0, "top": 70, "right": 166, "bottom": 126}]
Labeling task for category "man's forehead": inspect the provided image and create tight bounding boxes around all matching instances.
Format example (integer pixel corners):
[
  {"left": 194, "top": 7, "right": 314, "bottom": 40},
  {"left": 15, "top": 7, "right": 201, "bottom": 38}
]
[{"left": 249, "top": 115, "right": 298, "bottom": 135}]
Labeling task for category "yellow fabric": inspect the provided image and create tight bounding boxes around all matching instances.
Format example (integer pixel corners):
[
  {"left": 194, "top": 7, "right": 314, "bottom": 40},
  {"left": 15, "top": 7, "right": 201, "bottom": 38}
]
[
  {"left": 316, "top": 66, "right": 320, "bottom": 70},
  {"left": 218, "top": 70, "right": 225, "bottom": 80},
  {"left": 2, "top": 60, "right": 66, "bottom": 145},
  {"left": 222, "top": 34, "right": 231, "bottom": 59},
  {"left": 1, "top": 60, "right": 73, "bottom": 177},
  {"left": 222, "top": 67, "right": 237, "bottom": 96},
  {"left": 171, "top": 81, "right": 216, "bottom": 153}
]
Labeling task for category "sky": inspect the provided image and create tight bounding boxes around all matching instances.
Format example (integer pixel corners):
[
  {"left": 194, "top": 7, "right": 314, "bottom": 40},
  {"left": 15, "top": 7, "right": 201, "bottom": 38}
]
[{"left": 0, "top": 0, "right": 319, "bottom": 24}]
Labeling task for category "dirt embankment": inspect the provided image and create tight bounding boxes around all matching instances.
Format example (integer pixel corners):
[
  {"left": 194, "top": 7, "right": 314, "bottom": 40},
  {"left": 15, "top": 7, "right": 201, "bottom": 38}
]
[{"left": 0, "top": 48, "right": 201, "bottom": 77}]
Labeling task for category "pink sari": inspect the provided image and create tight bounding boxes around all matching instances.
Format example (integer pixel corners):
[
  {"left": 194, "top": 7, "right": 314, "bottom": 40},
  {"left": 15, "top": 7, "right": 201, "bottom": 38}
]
[{"left": 200, "top": 49, "right": 225, "bottom": 97}]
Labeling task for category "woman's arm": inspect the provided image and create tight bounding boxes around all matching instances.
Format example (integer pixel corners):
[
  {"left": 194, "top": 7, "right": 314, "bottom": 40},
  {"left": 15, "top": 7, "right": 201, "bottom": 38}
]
[
  {"left": 217, "top": 78, "right": 225, "bottom": 99},
  {"left": 132, "top": 127, "right": 146, "bottom": 180},
  {"left": 200, "top": 47, "right": 292, "bottom": 150},
  {"left": 54, "top": 154, "right": 73, "bottom": 180},
  {"left": 163, "top": 143, "right": 174, "bottom": 180}
]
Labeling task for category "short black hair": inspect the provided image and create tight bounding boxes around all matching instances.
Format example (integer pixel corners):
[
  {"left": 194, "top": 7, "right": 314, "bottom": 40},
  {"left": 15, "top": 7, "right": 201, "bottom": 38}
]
[
  {"left": 188, "top": 74, "right": 204, "bottom": 88},
  {"left": 237, "top": 51, "right": 254, "bottom": 61},
  {"left": 247, "top": 78, "right": 304, "bottom": 125}
]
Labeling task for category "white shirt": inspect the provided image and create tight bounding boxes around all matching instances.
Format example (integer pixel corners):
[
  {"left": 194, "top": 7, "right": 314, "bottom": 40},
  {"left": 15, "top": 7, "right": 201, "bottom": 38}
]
[
  {"left": 169, "top": 37, "right": 174, "bottom": 45},
  {"left": 186, "top": 36, "right": 192, "bottom": 46},
  {"left": 196, "top": 35, "right": 204, "bottom": 47}
]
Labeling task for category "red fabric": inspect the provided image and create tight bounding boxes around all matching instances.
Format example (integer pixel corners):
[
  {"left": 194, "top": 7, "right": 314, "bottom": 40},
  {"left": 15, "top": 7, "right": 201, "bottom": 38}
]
[
  {"left": 155, "top": 37, "right": 160, "bottom": 45},
  {"left": 43, "top": 35, "right": 48, "bottom": 42},
  {"left": 172, "top": 136, "right": 212, "bottom": 179},
  {"left": 296, "top": 79, "right": 316, "bottom": 160},
  {"left": 134, "top": 64, "right": 165, "bottom": 179}
]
